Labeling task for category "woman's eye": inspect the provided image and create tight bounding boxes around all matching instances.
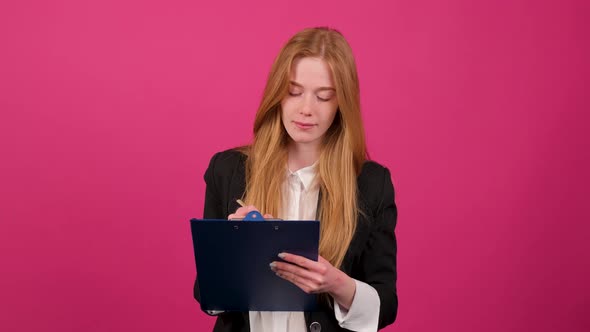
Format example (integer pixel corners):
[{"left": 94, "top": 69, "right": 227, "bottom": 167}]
[
  {"left": 317, "top": 95, "right": 332, "bottom": 102},
  {"left": 288, "top": 91, "right": 302, "bottom": 97}
]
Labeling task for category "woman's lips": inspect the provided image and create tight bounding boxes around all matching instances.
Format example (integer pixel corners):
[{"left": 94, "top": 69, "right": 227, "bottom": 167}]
[{"left": 294, "top": 121, "right": 315, "bottom": 129}]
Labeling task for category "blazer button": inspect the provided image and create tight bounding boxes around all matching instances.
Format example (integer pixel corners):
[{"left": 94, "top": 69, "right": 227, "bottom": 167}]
[{"left": 309, "top": 321, "right": 321, "bottom": 332}]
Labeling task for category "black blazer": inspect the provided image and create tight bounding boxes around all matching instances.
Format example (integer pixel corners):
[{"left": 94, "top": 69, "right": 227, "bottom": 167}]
[{"left": 194, "top": 149, "right": 398, "bottom": 331}]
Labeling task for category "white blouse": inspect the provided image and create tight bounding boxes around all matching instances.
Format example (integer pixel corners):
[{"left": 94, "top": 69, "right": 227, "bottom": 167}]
[{"left": 248, "top": 163, "right": 380, "bottom": 332}]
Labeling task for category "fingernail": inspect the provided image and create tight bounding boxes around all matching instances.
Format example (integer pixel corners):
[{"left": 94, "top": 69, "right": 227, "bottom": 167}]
[
  {"left": 269, "top": 262, "right": 276, "bottom": 268},
  {"left": 278, "top": 253, "right": 286, "bottom": 259}
]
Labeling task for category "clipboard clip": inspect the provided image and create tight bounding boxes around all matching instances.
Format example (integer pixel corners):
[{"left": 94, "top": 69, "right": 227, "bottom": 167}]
[
  {"left": 242, "top": 210, "right": 265, "bottom": 222},
  {"left": 231, "top": 211, "right": 282, "bottom": 222}
]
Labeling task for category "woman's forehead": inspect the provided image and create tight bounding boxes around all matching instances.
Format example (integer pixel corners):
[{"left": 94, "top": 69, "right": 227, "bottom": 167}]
[{"left": 289, "top": 57, "right": 335, "bottom": 89}]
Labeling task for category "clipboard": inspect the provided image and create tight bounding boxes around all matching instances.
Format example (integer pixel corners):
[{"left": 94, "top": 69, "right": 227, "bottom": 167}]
[{"left": 190, "top": 211, "right": 320, "bottom": 312}]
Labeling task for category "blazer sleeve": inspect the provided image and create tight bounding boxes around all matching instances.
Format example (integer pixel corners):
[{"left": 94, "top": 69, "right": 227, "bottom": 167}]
[
  {"left": 194, "top": 152, "right": 225, "bottom": 306},
  {"left": 360, "top": 166, "right": 398, "bottom": 329},
  {"left": 202, "top": 152, "right": 225, "bottom": 219}
]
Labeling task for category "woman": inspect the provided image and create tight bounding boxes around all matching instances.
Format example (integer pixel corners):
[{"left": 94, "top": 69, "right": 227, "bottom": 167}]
[{"left": 194, "top": 27, "right": 398, "bottom": 332}]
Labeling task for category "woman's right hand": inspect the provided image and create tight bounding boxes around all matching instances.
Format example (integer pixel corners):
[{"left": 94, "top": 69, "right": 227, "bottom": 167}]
[{"left": 228, "top": 205, "right": 273, "bottom": 220}]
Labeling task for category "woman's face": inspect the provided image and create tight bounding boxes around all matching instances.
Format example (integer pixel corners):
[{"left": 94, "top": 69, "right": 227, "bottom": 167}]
[{"left": 281, "top": 57, "right": 339, "bottom": 151}]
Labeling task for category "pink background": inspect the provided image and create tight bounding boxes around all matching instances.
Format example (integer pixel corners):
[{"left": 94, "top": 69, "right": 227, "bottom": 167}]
[{"left": 1, "top": 0, "right": 588, "bottom": 331}]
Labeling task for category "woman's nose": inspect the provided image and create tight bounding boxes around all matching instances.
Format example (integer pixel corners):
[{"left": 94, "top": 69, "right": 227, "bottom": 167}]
[{"left": 299, "top": 95, "right": 314, "bottom": 115}]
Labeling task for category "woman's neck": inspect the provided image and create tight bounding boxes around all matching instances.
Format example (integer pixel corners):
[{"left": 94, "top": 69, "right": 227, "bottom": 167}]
[{"left": 287, "top": 142, "right": 320, "bottom": 172}]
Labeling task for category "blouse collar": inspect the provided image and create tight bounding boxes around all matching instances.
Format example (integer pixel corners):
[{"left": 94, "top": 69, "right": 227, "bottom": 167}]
[{"left": 287, "top": 161, "right": 318, "bottom": 191}]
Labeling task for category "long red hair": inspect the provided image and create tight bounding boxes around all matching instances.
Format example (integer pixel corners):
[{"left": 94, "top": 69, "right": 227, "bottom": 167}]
[{"left": 240, "top": 27, "right": 367, "bottom": 269}]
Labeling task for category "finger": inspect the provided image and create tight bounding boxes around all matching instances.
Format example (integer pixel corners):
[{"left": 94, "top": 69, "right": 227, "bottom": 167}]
[
  {"left": 275, "top": 269, "right": 319, "bottom": 293},
  {"left": 272, "top": 261, "right": 323, "bottom": 285},
  {"left": 229, "top": 206, "right": 259, "bottom": 219},
  {"left": 263, "top": 213, "right": 274, "bottom": 219},
  {"left": 278, "top": 252, "right": 327, "bottom": 274},
  {"left": 235, "top": 206, "right": 253, "bottom": 216}
]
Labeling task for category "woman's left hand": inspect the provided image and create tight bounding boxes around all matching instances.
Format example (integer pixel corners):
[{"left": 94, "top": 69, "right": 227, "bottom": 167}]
[{"left": 270, "top": 253, "right": 356, "bottom": 310}]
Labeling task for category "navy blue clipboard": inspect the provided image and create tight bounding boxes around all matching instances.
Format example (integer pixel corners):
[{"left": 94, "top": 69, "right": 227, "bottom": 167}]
[{"left": 190, "top": 211, "right": 320, "bottom": 312}]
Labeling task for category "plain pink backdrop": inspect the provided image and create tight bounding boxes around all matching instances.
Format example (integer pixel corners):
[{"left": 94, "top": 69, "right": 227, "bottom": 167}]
[{"left": 1, "top": 0, "right": 588, "bottom": 331}]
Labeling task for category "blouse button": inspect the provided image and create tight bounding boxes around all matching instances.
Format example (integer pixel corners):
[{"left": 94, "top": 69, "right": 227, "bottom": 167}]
[{"left": 309, "top": 321, "right": 321, "bottom": 332}]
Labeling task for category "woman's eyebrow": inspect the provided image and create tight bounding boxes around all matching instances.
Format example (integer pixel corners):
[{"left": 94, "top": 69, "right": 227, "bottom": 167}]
[{"left": 289, "top": 80, "right": 336, "bottom": 92}]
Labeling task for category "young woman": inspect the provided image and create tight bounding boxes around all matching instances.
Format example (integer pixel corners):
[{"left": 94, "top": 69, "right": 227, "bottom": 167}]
[{"left": 194, "top": 27, "right": 398, "bottom": 332}]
